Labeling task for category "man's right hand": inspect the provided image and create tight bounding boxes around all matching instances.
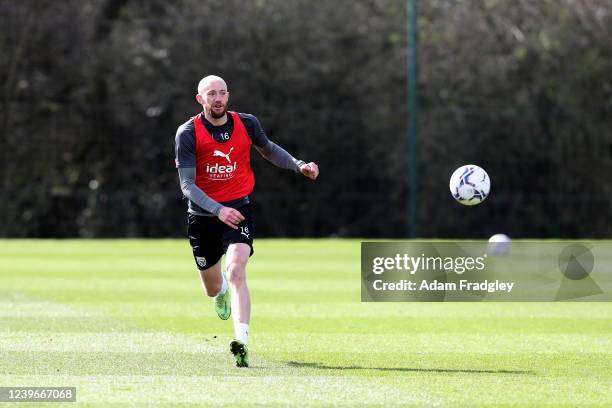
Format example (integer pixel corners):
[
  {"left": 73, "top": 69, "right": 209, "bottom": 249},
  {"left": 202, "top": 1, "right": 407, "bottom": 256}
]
[{"left": 218, "top": 207, "right": 245, "bottom": 229}]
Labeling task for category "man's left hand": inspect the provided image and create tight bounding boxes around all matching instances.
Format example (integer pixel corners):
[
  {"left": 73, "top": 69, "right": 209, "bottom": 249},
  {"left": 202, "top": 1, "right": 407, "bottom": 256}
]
[{"left": 300, "top": 162, "right": 319, "bottom": 180}]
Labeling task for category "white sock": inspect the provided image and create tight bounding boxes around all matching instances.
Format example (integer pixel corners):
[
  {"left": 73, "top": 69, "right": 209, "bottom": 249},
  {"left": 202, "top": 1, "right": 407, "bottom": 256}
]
[
  {"left": 236, "top": 323, "right": 249, "bottom": 345},
  {"left": 219, "top": 271, "right": 228, "bottom": 295}
]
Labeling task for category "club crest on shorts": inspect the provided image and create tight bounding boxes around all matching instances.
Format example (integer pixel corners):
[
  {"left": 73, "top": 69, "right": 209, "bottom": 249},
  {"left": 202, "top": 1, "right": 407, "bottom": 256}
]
[{"left": 196, "top": 256, "right": 207, "bottom": 268}]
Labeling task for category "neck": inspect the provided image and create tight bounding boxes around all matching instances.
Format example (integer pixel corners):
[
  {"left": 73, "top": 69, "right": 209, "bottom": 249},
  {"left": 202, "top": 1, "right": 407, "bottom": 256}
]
[{"left": 204, "top": 111, "right": 228, "bottom": 126}]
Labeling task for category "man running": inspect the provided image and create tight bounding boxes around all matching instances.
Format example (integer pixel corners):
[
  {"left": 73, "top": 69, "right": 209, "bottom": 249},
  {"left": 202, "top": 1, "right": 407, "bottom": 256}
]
[{"left": 174, "top": 75, "right": 319, "bottom": 367}]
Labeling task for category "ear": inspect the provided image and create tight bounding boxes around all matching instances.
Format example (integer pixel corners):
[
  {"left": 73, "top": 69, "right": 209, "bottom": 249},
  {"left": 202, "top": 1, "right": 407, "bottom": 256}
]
[{"left": 195, "top": 93, "right": 204, "bottom": 104}]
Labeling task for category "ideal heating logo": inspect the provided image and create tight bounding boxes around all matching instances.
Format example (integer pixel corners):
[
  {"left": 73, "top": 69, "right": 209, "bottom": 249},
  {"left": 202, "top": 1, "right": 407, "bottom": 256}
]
[{"left": 206, "top": 147, "right": 237, "bottom": 179}]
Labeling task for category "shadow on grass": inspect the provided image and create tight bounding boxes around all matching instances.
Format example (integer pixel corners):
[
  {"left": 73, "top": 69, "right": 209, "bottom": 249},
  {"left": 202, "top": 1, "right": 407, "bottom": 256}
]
[{"left": 286, "top": 361, "right": 532, "bottom": 375}]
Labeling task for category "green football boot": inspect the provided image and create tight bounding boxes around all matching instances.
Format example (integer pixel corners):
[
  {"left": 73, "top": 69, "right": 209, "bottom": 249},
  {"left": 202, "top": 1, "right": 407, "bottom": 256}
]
[
  {"left": 230, "top": 340, "right": 249, "bottom": 368},
  {"left": 214, "top": 283, "right": 231, "bottom": 320}
]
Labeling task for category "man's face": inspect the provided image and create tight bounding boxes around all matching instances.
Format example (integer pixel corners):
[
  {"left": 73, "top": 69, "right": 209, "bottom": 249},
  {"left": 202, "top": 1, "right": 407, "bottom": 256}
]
[{"left": 197, "top": 80, "right": 229, "bottom": 119}]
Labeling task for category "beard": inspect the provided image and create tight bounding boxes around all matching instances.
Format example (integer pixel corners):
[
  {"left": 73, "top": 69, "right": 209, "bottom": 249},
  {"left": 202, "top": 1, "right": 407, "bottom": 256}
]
[{"left": 210, "top": 103, "right": 227, "bottom": 119}]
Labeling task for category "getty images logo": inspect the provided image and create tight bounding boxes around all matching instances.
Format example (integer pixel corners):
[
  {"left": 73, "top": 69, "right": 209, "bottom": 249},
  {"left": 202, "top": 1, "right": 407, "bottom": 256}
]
[{"left": 206, "top": 147, "right": 237, "bottom": 179}]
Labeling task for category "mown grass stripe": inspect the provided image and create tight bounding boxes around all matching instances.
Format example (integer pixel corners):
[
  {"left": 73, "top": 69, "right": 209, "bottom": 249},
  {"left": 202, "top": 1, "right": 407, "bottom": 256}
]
[
  {"left": 0, "top": 332, "right": 223, "bottom": 353},
  {"left": 0, "top": 374, "right": 434, "bottom": 406},
  {"left": 15, "top": 300, "right": 608, "bottom": 319},
  {"left": 0, "top": 278, "right": 358, "bottom": 293}
]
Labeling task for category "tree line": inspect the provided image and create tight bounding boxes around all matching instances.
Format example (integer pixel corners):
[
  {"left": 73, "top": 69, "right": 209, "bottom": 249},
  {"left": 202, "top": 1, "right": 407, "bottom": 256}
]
[{"left": 1, "top": 0, "right": 610, "bottom": 238}]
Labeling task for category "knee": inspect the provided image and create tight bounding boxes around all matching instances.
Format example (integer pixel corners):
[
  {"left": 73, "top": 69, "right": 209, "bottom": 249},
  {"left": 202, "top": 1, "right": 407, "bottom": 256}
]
[{"left": 226, "top": 262, "right": 246, "bottom": 287}]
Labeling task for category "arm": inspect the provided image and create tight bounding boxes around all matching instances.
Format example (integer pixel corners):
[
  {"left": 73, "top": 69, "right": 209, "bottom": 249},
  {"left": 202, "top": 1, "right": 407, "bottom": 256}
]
[
  {"left": 175, "top": 123, "right": 222, "bottom": 214},
  {"left": 254, "top": 142, "right": 302, "bottom": 172},
  {"left": 255, "top": 142, "right": 319, "bottom": 179},
  {"left": 178, "top": 168, "right": 245, "bottom": 228},
  {"left": 175, "top": 122, "right": 245, "bottom": 228},
  {"left": 178, "top": 167, "right": 223, "bottom": 215},
  {"left": 240, "top": 113, "right": 319, "bottom": 179},
  {"left": 178, "top": 167, "right": 245, "bottom": 228}
]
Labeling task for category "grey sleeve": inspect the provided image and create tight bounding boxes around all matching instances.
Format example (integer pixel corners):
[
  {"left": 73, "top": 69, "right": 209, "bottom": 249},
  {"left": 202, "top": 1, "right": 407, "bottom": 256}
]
[
  {"left": 175, "top": 121, "right": 197, "bottom": 168},
  {"left": 178, "top": 167, "right": 223, "bottom": 216},
  {"left": 254, "top": 141, "right": 304, "bottom": 173}
]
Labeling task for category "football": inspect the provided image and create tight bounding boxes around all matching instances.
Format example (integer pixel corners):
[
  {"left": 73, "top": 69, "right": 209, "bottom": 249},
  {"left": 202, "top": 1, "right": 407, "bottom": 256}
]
[
  {"left": 449, "top": 164, "right": 491, "bottom": 205},
  {"left": 488, "top": 233, "right": 511, "bottom": 255}
]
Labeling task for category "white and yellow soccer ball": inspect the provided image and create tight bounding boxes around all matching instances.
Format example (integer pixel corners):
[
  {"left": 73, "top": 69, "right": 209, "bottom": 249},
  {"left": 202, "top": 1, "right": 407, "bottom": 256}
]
[{"left": 449, "top": 164, "right": 491, "bottom": 205}]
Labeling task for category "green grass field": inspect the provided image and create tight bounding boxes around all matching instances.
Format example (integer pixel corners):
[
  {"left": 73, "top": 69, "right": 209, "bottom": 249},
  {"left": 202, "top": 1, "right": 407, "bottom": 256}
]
[{"left": 1, "top": 239, "right": 611, "bottom": 407}]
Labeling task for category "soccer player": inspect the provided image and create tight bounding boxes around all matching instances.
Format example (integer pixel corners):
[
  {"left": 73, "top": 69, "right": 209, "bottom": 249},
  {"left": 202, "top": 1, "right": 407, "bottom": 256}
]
[{"left": 174, "top": 75, "right": 319, "bottom": 367}]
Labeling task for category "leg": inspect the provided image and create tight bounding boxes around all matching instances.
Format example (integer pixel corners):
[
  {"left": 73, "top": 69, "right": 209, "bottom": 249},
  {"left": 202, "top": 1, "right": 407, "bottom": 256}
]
[
  {"left": 186, "top": 214, "right": 228, "bottom": 318},
  {"left": 226, "top": 243, "right": 251, "bottom": 367},
  {"left": 225, "top": 243, "right": 251, "bottom": 325},
  {"left": 198, "top": 259, "right": 231, "bottom": 321},
  {"left": 198, "top": 259, "right": 222, "bottom": 297},
  {"left": 221, "top": 205, "right": 254, "bottom": 367}
]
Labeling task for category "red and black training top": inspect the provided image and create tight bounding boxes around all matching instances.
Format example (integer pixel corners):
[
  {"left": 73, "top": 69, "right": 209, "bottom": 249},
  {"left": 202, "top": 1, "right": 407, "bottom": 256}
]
[
  {"left": 192, "top": 111, "right": 255, "bottom": 202},
  {"left": 175, "top": 111, "right": 271, "bottom": 213}
]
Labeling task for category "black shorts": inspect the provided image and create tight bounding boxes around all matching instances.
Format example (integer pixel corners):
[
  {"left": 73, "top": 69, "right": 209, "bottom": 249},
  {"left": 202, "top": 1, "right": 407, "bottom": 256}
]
[{"left": 187, "top": 204, "right": 254, "bottom": 271}]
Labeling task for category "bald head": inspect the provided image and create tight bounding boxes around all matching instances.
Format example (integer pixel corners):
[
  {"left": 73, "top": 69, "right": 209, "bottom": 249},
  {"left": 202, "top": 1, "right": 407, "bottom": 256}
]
[
  {"left": 196, "top": 75, "right": 230, "bottom": 121},
  {"left": 197, "top": 75, "right": 227, "bottom": 95}
]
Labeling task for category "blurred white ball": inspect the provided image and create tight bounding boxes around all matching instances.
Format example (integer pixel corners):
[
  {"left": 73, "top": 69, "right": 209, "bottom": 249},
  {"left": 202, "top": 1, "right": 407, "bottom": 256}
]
[{"left": 488, "top": 233, "right": 511, "bottom": 256}]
